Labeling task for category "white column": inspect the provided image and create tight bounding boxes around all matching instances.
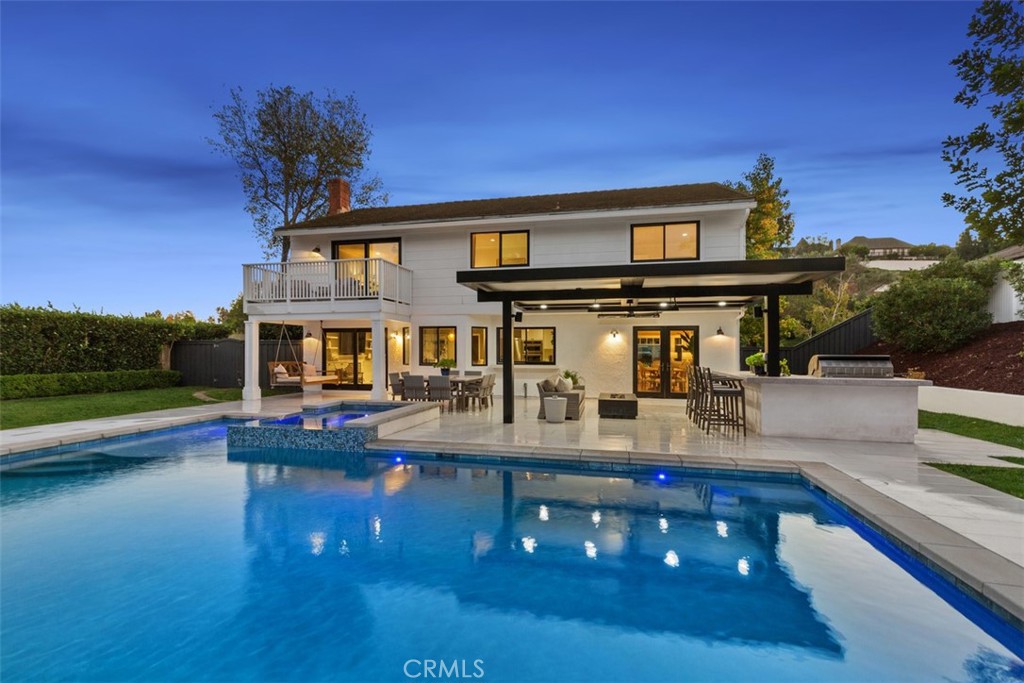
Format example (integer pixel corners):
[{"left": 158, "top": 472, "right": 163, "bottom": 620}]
[
  {"left": 242, "top": 320, "right": 261, "bottom": 403},
  {"left": 370, "top": 316, "right": 387, "bottom": 400}
]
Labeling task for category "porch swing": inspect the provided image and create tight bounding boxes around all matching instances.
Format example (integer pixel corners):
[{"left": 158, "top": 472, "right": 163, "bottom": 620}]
[{"left": 266, "top": 323, "right": 340, "bottom": 388}]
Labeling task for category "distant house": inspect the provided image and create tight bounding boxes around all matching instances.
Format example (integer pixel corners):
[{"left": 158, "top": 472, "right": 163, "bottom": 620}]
[{"left": 843, "top": 236, "right": 914, "bottom": 258}]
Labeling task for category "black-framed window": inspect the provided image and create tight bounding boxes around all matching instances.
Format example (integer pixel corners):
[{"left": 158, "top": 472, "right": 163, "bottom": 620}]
[
  {"left": 402, "top": 326, "right": 410, "bottom": 365},
  {"left": 471, "top": 231, "right": 529, "bottom": 268},
  {"left": 496, "top": 327, "right": 555, "bottom": 365},
  {"left": 631, "top": 222, "right": 699, "bottom": 262},
  {"left": 420, "top": 327, "right": 456, "bottom": 366},
  {"left": 332, "top": 238, "right": 401, "bottom": 263},
  {"left": 471, "top": 327, "right": 488, "bottom": 366}
]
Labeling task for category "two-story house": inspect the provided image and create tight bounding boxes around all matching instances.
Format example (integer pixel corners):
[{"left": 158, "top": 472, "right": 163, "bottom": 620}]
[{"left": 241, "top": 179, "right": 843, "bottom": 422}]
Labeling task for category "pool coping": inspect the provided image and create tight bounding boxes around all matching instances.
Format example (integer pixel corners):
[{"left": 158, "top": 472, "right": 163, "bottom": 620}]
[
  {"left": 3, "top": 415, "right": 1021, "bottom": 629},
  {"left": 365, "top": 439, "right": 1024, "bottom": 629}
]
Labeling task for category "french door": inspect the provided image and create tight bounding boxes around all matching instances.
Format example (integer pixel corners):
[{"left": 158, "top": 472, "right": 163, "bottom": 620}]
[
  {"left": 632, "top": 327, "right": 698, "bottom": 398},
  {"left": 323, "top": 329, "right": 373, "bottom": 390}
]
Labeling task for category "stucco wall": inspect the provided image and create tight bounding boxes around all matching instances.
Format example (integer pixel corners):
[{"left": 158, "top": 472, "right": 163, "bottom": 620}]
[{"left": 919, "top": 386, "right": 1024, "bottom": 427}]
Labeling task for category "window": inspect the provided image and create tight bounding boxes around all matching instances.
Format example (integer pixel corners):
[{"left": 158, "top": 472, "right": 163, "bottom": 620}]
[
  {"left": 631, "top": 222, "right": 698, "bottom": 262},
  {"left": 496, "top": 327, "right": 555, "bottom": 365},
  {"left": 471, "top": 231, "right": 529, "bottom": 268},
  {"left": 402, "top": 326, "right": 410, "bottom": 365},
  {"left": 332, "top": 239, "right": 401, "bottom": 263},
  {"left": 471, "top": 327, "right": 488, "bottom": 366},
  {"left": 420, "top": 327, "right": 456, "bottom": 366}
]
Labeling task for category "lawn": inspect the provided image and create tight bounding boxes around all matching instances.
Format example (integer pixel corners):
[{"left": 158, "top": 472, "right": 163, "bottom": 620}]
[
  {"left": 0, "top": 386, "right": 298, "bottom": 430},
  {"left": 918, "top": 410, "right": 1024, "bottom": 450},
  {"left": 925, "top": 462, "right": 1024, "bottom": 499}
]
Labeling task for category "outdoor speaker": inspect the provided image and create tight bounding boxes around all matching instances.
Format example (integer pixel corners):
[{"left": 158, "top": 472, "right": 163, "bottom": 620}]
[
  {"left": 513, "top": 311, "right": 523, "bottom": 323},
  {"left": 754, "top": 306, "right": 763, "bottom": 318}
]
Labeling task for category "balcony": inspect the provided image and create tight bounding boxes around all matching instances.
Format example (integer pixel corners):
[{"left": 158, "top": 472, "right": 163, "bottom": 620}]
[{"left": 243, "top": 258, "right": 413, "bottom": 317}]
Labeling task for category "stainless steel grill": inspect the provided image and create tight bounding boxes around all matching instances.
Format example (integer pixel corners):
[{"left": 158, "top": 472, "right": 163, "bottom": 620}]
[{"left": 808, "top": 354, "right": 894, "bottom": 378}]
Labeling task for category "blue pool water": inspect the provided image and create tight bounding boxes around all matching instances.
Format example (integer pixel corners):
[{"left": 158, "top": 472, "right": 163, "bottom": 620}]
[
  {"left": 261, "top": 411, "right": 370, "bottom": 429},
  {"left": 2, "top": 422, "right": 1021, "bottom": 682}
]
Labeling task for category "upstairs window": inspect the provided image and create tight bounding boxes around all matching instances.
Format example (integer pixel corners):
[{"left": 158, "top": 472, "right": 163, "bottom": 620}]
[
  {"left": 471, "top": 231, "right": 529, "bottom": 268},
  {"left": 631, "top": 222, "right": 698, "bottom": 262}
]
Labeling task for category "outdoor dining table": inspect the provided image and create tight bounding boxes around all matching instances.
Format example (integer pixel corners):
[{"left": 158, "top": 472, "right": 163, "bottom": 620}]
[{"left": 449, "top": 375, "right": 484, "bottom": 411}]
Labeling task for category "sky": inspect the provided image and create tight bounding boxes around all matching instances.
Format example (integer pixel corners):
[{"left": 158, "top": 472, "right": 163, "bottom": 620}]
[{"left": 1, "top": 1, "right": 983, "bottom": 320}]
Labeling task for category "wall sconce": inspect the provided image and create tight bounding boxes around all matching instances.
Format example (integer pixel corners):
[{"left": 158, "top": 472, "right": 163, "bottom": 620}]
[
  {"left": 312, "top": 246, "right": 321, "bottom": 254},
  {"left": 305, "top": 332, "right": 313, "bottom": 339},
  {"left": 716, "top": 327, "right": 724, "bottom": 336},
  {"left": 611, "top": 330, "right": 619, "bottom": 338}
]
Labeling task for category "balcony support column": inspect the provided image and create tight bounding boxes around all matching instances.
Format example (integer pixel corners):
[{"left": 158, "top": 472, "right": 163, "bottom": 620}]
[
  {"left": 242, "top": 320, "right": 261, "bottom": 405},
  {"left": 370, "top": 316, "right": 387, "bottom": 400}
]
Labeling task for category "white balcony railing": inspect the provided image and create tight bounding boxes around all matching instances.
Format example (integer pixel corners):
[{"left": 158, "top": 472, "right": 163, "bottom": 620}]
[{"left": 243, "top": 258, "right": 413, "bottom": 306}]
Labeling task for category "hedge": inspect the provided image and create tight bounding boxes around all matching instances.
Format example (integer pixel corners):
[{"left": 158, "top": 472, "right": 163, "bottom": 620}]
[
  {"left": 0, "top": 370, "right": 182, "bottom": 400},
  {"left": 0, "top": 305, "right": 229, "bottom": 376}
]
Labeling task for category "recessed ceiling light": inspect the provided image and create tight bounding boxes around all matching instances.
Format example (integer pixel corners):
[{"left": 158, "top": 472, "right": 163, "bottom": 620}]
[
  {"left": 717, "top": 301, "right": 727, "bottom": 307},
  {"left": 591, "top": 302, "right": 601, "bottom": 309},
  {"left": 539, "top": 304, "right": 548, "bottom": 310},
  {"left": 659, "top": 302, "right": 668, "bottom": 308}
]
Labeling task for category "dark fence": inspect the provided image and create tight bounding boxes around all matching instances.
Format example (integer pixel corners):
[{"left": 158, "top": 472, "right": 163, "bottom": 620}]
[
  {"left": 171, "top": 339, "right": 302, "bottom": 388},
  {"left": 739, "top": 308, "right": 878, "bottom": 374}
]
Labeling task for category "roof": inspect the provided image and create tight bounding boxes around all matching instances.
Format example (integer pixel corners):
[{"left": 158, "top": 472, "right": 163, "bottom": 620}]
[
  {"left": 986, "top": 244, "right": 1024, "bottom": 261},
  {"left": 280, "top": 182, "right": 753, "bottom": 232},
  {"left": 845, "top": 236, "right": 914, "bottom": 250}
]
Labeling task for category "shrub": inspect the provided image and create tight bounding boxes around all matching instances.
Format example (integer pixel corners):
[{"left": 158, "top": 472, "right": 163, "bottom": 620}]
[
  {"left": 873, "top": 276, "right": 991, "bottom": 352},
  {"left": 0, "top": 305, "right": 229, "bottom": 375},
  {"left": 0, "top": 370, "right": 182, "bottom": 400}
]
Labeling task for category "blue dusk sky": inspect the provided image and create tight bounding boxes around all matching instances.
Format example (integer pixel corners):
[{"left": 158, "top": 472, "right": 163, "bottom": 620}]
[{"left": 1, "top": 1, "right": 981, "bottom": 320}]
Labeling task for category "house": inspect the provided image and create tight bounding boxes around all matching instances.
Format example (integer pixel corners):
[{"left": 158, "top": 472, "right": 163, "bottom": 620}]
[
  {"left": 843, "top": 235, "right": 914, "bottom": 258},
  {"left": 240, "top": 179, "right": 844, "bottom": 422}
]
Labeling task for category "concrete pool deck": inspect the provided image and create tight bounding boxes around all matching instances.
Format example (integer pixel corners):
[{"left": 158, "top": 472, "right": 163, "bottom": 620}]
[{"left": 2, "top": 392, "right": 1021, "bottom": 625}]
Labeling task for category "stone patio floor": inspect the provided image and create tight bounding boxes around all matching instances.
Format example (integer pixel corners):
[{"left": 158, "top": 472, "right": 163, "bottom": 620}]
[{"left": 2, "top": 392, "right": 1021, "bottom": 623}]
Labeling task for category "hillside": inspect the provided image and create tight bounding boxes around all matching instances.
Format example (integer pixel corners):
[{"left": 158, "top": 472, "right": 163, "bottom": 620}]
[{"left": 859, "top": 321, "right": 1024, "bottom": 395}]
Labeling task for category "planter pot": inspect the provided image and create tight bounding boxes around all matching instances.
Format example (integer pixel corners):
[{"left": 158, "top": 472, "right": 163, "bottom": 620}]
[
  {"left": 751, "top": 365, "right": 766, "bottom": 376},
  {"left": 440, "top": 368, "right": 451, "bottom": 376},
  {"left": 544, "top": 396, "right": 567, "bottom": 423}
]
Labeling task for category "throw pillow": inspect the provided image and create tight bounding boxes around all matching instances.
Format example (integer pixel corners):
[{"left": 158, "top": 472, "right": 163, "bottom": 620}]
[
  {"left": 274, "top": 364, "right": 288, "bottom": 376},
  {"left": 540, "top": 379, "right": 557, "bottom": 392},
  {"left": 556, "top": 376, "right": 573, "bottom": 392}
]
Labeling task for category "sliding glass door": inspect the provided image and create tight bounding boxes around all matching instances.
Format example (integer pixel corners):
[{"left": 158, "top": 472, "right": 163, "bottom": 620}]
[{"left": 324, "top": 329, "right": 373, "bottom": 390}]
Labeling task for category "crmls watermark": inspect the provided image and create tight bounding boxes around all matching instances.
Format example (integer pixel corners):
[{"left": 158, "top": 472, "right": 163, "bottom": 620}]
[{"left": 403, "top": 659, "right": 485, "bottom": 679}]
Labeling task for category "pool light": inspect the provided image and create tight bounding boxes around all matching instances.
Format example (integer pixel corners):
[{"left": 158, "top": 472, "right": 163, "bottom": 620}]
[
  {"left": 657, "top": 472, "right": 667, "bottom": 481},
  {"left": 395, "top": 455, "right": 404, "bottom": 463}
]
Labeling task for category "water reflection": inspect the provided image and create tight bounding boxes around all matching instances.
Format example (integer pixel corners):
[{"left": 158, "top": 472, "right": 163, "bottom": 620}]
[{"left": 238, "top": 455, "right": 844, "bottom": 657}]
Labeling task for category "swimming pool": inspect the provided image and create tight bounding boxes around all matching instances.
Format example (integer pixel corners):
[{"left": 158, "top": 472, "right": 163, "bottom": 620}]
[
  {"left": 262, "top": 411, "right": 370, "bottom": 429},
  {"left": 2, "top": 422, "right": 1021, "bottom": 682}
]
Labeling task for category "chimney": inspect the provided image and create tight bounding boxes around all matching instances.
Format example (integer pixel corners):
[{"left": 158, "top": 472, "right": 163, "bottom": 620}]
[{"left": 327, "top": 178, "right": 351, "bottom": 214}]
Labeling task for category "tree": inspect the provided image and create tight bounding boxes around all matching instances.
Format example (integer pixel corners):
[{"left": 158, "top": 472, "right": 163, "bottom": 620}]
[
  {"left": 216, "top": 293, "right": 245, "bottom": 334},
  {"left": 941, "top": 0, "right": 1024, "bottom": 243},
  {"left": 725, "top": 153, "right": 795, "bottom": 259},
  {"left": 209, "top": 86, "right": 387, "bottom": 260},
  {"left": 954, "top": 226, "right": 1012, "bottom": 259}
]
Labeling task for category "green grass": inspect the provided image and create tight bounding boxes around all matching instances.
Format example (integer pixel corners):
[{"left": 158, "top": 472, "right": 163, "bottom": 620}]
[
  {"left": 0, "top": 386, "right": 298, "bottom": 430},
  {"left": 925, "top": 462, "right": 1024, "bottom": 499},
  {"left": 919, "top": 410, "right": 1024, "bottom": 450}
]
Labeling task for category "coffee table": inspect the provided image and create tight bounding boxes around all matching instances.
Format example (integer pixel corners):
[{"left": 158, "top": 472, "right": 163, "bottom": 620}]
[{"left": 598, "top": 392, "right": 638, "bottom": 419}]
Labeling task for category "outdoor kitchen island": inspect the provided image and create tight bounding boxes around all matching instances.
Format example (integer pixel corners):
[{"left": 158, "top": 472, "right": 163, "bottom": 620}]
[{"left": 739, "top": 373, "right": 933, "bottom": 443}]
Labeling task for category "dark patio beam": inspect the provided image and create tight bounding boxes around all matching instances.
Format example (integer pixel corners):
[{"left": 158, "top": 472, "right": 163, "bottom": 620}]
[{"left": 475, "top": 282, "right": 813, "bottom": 303}]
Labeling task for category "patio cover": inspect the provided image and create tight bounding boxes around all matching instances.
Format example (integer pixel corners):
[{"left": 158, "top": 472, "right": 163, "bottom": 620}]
[{"left": 456, "top": 257, "right": 846, "bottom": 423}]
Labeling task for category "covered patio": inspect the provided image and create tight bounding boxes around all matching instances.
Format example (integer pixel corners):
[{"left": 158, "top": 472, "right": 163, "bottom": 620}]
[{"left": 456, "top": 257, "right": 846, "bottom": 423}]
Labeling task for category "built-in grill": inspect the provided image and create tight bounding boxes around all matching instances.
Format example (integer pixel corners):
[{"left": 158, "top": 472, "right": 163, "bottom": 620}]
[{"left": 808, "top": 354, "right": 894, "bottom": 378}]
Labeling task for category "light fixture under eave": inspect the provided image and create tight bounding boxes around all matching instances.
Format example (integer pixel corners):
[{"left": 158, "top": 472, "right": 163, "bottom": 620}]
[
  {"left": 717, "top": 301, "right": 727, "bottom": 307},
  {"left": 716, "top": 327, "right": 724, "bottom": 336},
  {"left": 597, "top": 312, "right": 661, "bottom": 319},
  {"left": 591, "top": 302, "right": 601, "bottom": 309},
  {"left": 611, "top": 329, "right": 619, "bottom": 338},
  {"left": 539, "top": 304, "right": 548, "bottom": 310}
]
